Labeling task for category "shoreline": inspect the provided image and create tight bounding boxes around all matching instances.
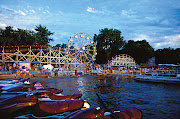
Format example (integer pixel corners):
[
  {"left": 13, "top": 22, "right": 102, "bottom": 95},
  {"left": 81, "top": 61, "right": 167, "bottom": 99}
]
[{"left": 0, "top": 69, "right": 178, "bottom": 80}]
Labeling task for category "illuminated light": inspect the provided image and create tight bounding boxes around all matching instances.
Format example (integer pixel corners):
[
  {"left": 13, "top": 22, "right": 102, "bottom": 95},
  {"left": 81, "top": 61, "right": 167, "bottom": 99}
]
[
  {"left": 86, "top": 37, "right": 89, "bottom": 40},
  {"left": 114, "top": 111, "right": 120, "bottom": 112},
  {"left": 83, "top": 102, "right": 90, "bottom": 109},
  {"left": 80, "top": 35, "right": 84, "bottom": 38},
  {"left": 70, "top": 39, "right": 73, "bottom": 42},
  {"left": 96, "top": 107, "right": 101, "bottom": 110},
  {"left": 90, "top": 41, "right": 94, "bottom": 44},
  {"left": 29, "top": 103, "right": 32, "bottom": 106},
  {"left": 75, "top": 35, "right": 78, "bottom": 38}
]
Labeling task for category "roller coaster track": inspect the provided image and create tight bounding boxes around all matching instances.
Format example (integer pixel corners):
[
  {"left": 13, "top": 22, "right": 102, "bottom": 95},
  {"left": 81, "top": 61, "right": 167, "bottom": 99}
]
[
  {"left": 0, "top": 45, "right": 84, "bottom": 71},
  {"left": 106, "top": 54, "right": 138, "bottom": 68}
]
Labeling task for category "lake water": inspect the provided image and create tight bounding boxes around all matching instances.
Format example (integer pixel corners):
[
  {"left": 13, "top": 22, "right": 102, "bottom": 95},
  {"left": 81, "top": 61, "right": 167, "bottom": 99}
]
[{"left": 16, "top": 74, "right": 180, "bottom": 119}]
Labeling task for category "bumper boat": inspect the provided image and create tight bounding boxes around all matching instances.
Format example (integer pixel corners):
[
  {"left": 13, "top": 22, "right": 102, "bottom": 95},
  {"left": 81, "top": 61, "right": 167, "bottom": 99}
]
[
  {"left": 0, "top": 92, "right": 37, "bottom": 114},
  {"left": 33, "top": 98, "right": 90, "bottom": 116},
  {"left": 64, "top": 107, "right": 142, "bottom": 119}
]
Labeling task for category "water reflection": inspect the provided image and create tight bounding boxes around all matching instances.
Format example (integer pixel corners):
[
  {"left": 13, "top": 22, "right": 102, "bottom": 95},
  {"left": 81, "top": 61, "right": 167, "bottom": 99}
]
[{"left": 21, "top": 75, "right": 180, "bottom": 119}]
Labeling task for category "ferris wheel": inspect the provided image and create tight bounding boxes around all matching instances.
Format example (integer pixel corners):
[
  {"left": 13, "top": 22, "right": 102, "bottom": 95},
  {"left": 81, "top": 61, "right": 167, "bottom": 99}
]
[{"left": 67, "top": 32, "right": 96, "bottom": 63}]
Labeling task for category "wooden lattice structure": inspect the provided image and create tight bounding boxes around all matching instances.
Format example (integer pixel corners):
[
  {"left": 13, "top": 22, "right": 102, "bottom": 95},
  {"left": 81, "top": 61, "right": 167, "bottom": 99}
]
[
  {"left": 146, "top": 57, "right": 156, "bottom": 67},
  {"left": 106, "top": 54, "right": 138, "bottom": 68},
  {"left": 0, "top": 46, "right": 84, "bottom": 71}
]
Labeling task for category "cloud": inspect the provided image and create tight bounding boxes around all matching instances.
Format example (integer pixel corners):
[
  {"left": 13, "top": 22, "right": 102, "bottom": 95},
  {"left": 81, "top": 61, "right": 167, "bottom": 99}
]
[
  {"left": 131, "top": 33, "right": 180, "bottom": 49},
  {"left": 1, "top": 5, "right": 14, "bottom": 12},
  {"left": 45, "top": 10, "right": 50, "bottom": 13},
  {"left": 38, "top": 7, "right": 50, "bottom": 14},
  {"left": 38, "top": 7, "right": 43, "bottom": 11},
  {"left": 121, "top": 9, "right": 137, "bottom": 17},
  {"left": 0, "top": 9, "right": 40, "bottom": 29},
  {"left": 0, "top": 23, "right": 7, "bottom": 28},
  {"left": 50, "top": 31, "right": 73, "bottom": 46},
  {"left": 86, "top": 7, "right": 107, "bottom": 14},
  {"left": 16, "top": 10, "right": 26, "bottom": 16},
  {"left": 162, "top": 34, "right": 180, "bottom": 48},
  {"left": 24, "top": 9, "right": 28, "bottom": 13},
  {"left": 0, "top": 13, "right": 8, "bottom": 19},
  {"left": 87, "top": 7, "right": 100, "bottom": 13},
  {"left": 133, "top": 34, "right": 153, "bottom": 41},
  {"left": 42, "top": 10, "right": 50, "bottom": 14},
  {"left": 30, "top": 10, "right": 35, "bottom": 13},
  {"left": 1, "top": 5, "right": 26, "bottom": 16},
  {"left": 86, "top": 6, "right": 115, "bottom": 16}
]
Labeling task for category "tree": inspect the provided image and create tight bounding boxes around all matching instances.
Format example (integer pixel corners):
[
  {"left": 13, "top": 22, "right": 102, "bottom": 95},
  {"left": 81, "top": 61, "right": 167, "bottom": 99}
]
[
  {"left": 61, "top": 43, "right": 67, "bottom": 49},
  {"left": 155, "top": 48, "right": 180, "bottom": 64},
  {"left": 121, "top": 40, "right": 154, "bottom": 64},
  {"left": 54, "top": 43, "right": 67, "bottom": 49},
  {"left": 0, "top": 25, "right": 54, "bottom": 46},
  {"left": 54, "top": 44, "right": 61, "bottom": 47},
  {"left": 14, "top": 29, "right": 36, "bottom": 46},
  {"left": 34, "top": 25, "right": 54, "bottom": 45},
  {"left": 0, "top": 26, "right": 14, "bottom": 46},
  {"left": 94, "top": 28, "right": 125, "bottom": 64}
]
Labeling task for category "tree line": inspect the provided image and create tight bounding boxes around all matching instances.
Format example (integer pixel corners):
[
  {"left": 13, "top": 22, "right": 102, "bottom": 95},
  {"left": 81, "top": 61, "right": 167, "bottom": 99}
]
[
  {"left": 0, "top": 26, "right": 179, "bottom": 65},
  {"left": 94, "top": 28, "right": 180, "bottom": 65},
  {"left": 0, "top": 25, "right": 53, "bottom": 46}
]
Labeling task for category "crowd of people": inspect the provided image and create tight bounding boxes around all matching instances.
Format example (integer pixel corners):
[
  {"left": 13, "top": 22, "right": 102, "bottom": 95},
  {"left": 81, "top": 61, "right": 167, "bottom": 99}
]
[{"left": 1, "top": 62, "right": 179, "bottom": 78}]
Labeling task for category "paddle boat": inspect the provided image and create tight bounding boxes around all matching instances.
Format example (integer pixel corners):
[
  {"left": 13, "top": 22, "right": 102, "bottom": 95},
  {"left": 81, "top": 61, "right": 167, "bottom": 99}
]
[
  {"left": 0, "top": 83, "right": 32, "bottom": 93},
  {"left": 29, "top": 82, "right": 82, "bottom": 100},
  {"left": 32, "top": 98, "right": 90, "bottom": 116},
  {"left": 0, "top": 78, "right": 30, "bottom": 84},
  {"left": 48, "top": 93, "right": 82, "bottom": 100},
  {"left": 63, "top": 107, "right": 142, "bottom": 119},
  {"left": 0, "top": 80, "right": 63, "bottom": 95},
  {"left": 0, "top": 88, "right": 73, "bottom": 115},
  {"left": 0, "top": 78, "right": 91, "bottom": 118},
  {"left": 0, "top": 92, "right": 37, "bottom": 114},
  {"left": 0, "top": 78, "right": 30, "bottom": 89}
]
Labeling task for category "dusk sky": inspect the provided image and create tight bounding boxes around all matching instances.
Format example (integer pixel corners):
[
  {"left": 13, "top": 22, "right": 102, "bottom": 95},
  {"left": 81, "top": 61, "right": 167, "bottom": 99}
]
[{"left": 0, "top": 0, "right": 180, "bottom": 50}]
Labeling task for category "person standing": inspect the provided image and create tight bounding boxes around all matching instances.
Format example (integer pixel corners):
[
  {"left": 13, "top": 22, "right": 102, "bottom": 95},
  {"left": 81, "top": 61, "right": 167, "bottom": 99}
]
[
  {"left": 13, "top": 63, "right": 16, "bottom": 73},
  {"left": 45, "top": 68, "right": 49, "bottom": 78},
  {"left": 75, "top": 69, "right": 78, "bottom": 77}
]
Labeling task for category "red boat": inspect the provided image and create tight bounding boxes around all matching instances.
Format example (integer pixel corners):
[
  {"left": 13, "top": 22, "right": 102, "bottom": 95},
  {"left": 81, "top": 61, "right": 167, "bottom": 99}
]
[
  {"left": 31, "top": 88, "right": 63, "bottom": 98},
  {"left": 64, "top": 107, "right": 105, "bottom": 118},
  {"left": 0, "top": 92, "right": 37, "bottom": 114},
  {"left": 29, "top": 82, "right": 63, "bottom": 96},
  {"left": 49, "top": 93, "right": 82, "bottom": 100},
  {"left": 63, "top": 107, "right": 142, "bottom": 119},
  {"left": 33, "top": 98, "right": 87, "bottom": 116},
  {"left": 105, "top": 108, "right": 142, "bottom": 119}
]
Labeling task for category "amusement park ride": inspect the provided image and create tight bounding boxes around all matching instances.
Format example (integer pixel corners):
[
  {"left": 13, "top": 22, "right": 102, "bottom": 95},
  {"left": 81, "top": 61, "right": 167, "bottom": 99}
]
[
  {"left": 0, "top": 32, "right": 97, "bottom": 71},
  {"left": 0, "top": 32, "right": 138, "bottom": 71},
  {"left": 106, "top": 54, "right": 137, "bottom": 69}
]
